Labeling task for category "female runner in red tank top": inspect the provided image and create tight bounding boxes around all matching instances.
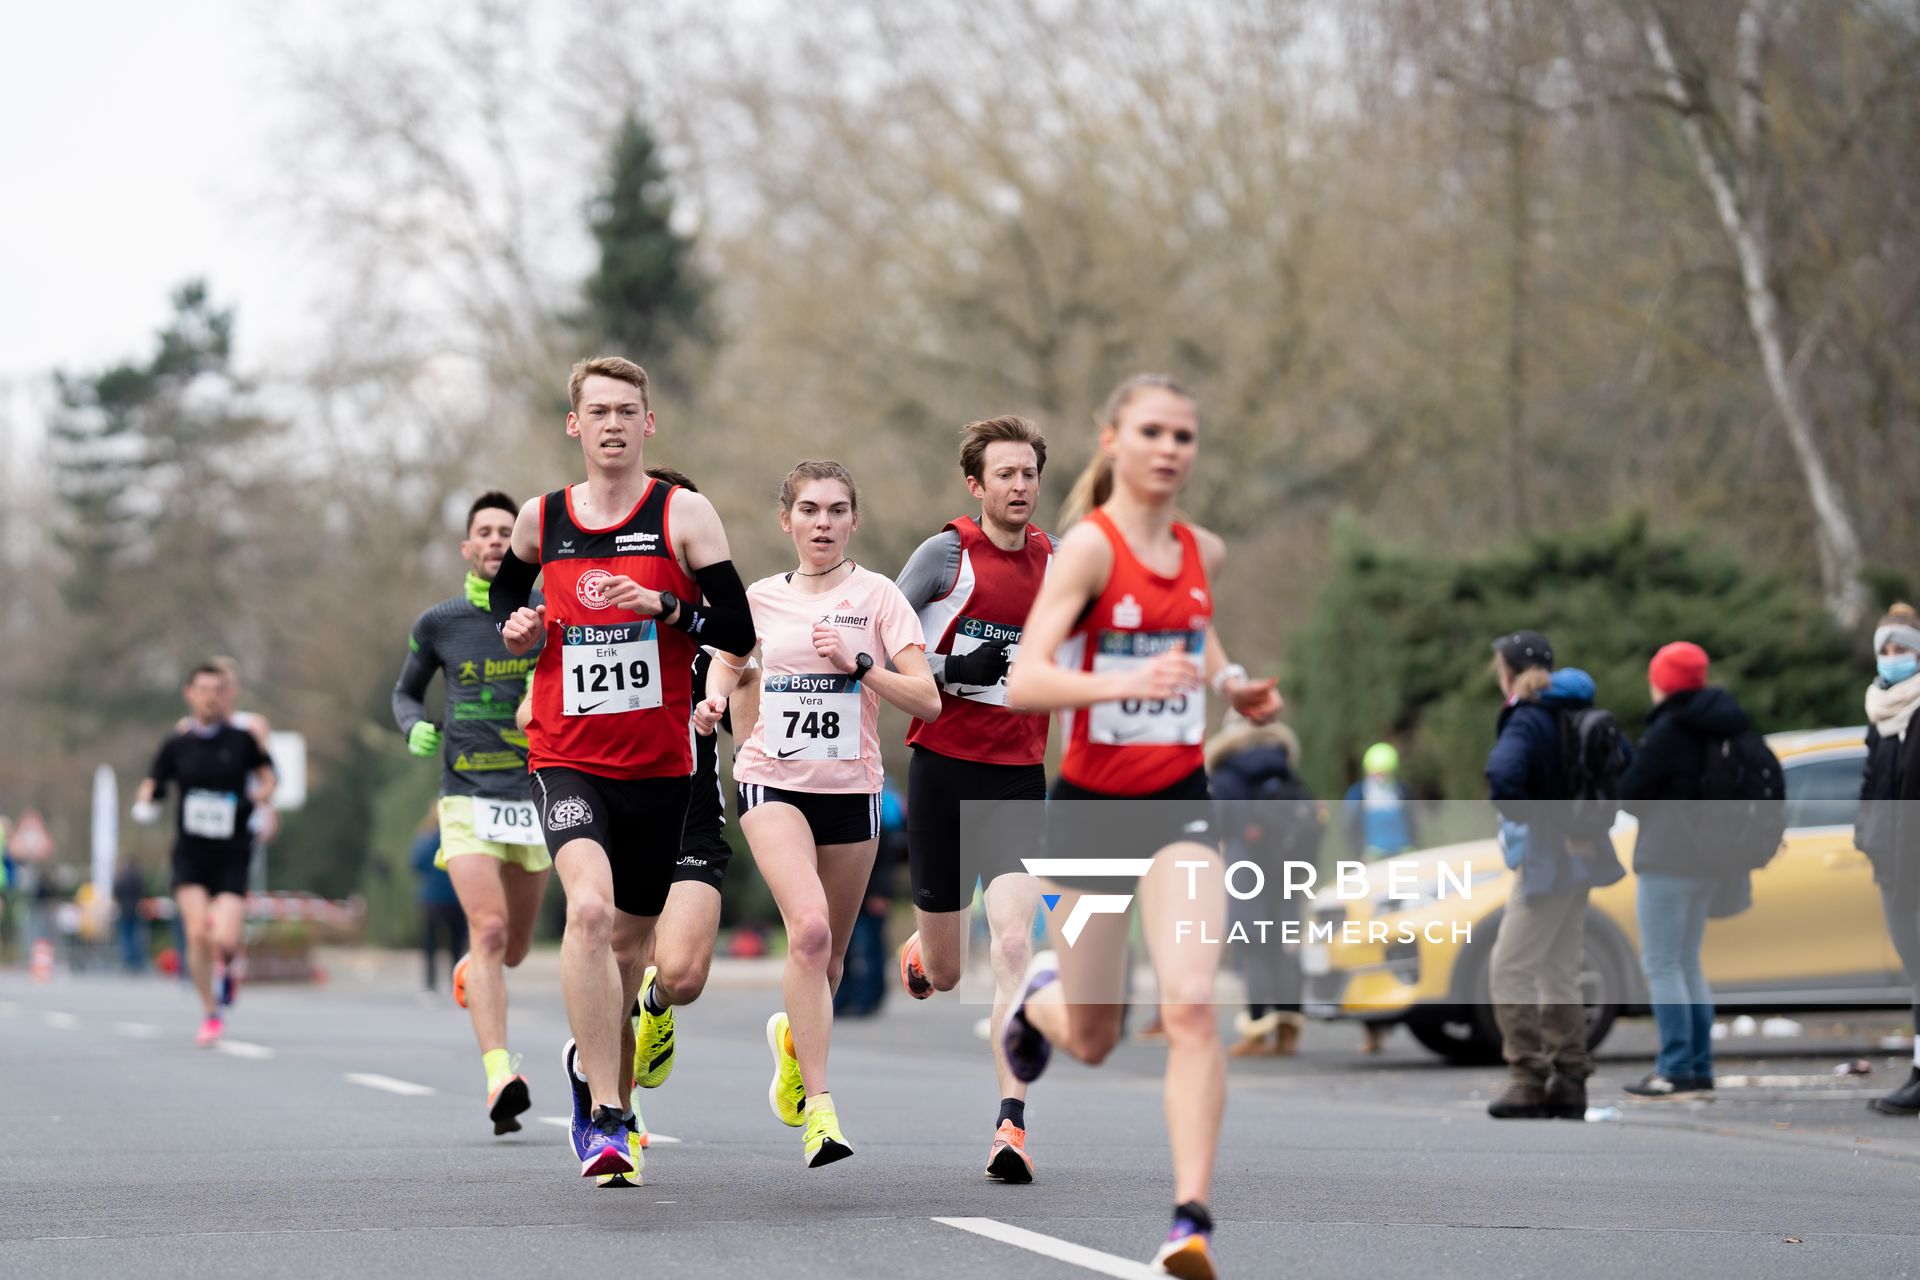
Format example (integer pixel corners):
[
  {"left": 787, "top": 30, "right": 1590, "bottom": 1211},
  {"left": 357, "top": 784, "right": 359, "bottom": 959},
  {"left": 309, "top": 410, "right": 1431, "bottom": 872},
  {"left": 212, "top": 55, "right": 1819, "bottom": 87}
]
[{"left": 1003, "top": 374, "right": 1282, "bottom": 1280}]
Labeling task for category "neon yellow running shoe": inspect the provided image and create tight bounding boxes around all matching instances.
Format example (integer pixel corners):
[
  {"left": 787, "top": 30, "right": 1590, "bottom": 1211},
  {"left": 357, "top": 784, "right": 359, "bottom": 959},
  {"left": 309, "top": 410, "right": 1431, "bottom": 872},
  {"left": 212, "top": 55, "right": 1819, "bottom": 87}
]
[
  {"left": 801, "top": 1098, "right": 852, "bottom": 1169},
  {"left": 633, "top": 967, "right": 675, "bottom": 1089},
  {"left": 765, "top": 1012, "right": 805, "bottom": 1128}
]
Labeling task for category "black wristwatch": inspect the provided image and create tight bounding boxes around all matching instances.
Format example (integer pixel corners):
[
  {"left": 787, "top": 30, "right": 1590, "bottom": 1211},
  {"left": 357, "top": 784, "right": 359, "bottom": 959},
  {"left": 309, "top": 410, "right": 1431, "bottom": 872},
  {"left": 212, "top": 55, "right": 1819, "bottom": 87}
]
[
  {"left": 655, "top": 590, "right": 680, "bottom": 621},
  {"left": 850, "top": 652, "right": 874, "bottom": 682}
]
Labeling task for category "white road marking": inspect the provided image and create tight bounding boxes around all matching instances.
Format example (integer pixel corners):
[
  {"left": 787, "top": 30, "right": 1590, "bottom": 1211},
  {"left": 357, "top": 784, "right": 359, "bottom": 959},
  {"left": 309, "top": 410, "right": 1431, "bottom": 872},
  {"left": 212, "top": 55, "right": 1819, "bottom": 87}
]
[
  {"left": 113, "top": 1021, "right": 160, "bottom": 1039},
  {"left": 538, "top": 1116, "right": 681, "bottom": 1142},
  {"left": 217, "top": 1040, "right": 276, "bottom": 1060},
  {"left": 344, "top": 1073, "right": 436, "bottom": 1097},
  {"left": 44, "top": 1011, "right": 79, "bottom": 1030},
  {"left": 1718, "top": 1073, "right": 1875, "bottom": 1089},
  {"left": 933, "top": 1218, "right": 1166, "bottom": 1278}
]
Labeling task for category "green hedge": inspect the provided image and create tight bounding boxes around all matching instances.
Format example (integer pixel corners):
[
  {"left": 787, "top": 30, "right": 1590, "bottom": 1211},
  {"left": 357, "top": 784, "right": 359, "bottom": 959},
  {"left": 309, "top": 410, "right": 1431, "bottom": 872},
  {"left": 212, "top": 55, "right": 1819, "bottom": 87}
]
[{"left": 1288, "top": 513, "right": 1868, "bottom": 801}]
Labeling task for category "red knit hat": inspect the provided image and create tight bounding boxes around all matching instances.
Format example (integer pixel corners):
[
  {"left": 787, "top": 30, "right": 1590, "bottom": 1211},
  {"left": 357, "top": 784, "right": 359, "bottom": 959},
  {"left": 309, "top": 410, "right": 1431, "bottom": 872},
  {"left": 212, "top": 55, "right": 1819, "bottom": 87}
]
[{"left": 1649, "top": 642, "right": 1709, "bottom": 694}]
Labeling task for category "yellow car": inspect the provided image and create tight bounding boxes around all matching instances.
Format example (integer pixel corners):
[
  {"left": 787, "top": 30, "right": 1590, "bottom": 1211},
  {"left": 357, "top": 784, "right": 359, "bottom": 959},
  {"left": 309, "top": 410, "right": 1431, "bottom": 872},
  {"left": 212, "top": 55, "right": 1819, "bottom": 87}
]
[{"left": 1302, "top": 728, "right": 1910, "bottom": 1062}]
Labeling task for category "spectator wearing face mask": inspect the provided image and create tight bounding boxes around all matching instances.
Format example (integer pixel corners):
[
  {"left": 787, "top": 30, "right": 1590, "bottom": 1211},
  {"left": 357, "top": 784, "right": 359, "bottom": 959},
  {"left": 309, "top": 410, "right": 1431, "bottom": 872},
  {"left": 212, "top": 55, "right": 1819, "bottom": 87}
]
[{"left": 1859, "top": 603, "right": 1920, "bottom": 1117}]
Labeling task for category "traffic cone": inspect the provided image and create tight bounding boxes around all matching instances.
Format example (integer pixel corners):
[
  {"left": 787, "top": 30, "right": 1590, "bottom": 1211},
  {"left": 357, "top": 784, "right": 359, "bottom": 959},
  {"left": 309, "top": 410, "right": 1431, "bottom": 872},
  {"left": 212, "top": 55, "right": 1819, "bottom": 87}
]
[{"left": 30, "top": 938, "right": 55, "bottom": 982}]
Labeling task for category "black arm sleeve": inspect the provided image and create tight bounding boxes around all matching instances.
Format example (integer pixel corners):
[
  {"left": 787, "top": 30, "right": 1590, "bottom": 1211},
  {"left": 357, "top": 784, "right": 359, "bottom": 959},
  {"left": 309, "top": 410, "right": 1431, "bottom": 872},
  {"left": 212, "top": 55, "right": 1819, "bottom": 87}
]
[
  {"left": 489, "top": 549, "right": 539, "bottom": 634},
  {"left": 674, "top": 560, "right": 756, "bottom": 655}
]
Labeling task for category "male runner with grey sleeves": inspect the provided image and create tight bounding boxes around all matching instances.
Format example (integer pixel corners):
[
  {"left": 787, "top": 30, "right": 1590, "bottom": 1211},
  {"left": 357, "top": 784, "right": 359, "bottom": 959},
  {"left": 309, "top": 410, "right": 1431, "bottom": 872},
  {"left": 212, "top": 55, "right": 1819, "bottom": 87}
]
[{"left": 393, "top": 491, "right": 548, "bottom": 1135}]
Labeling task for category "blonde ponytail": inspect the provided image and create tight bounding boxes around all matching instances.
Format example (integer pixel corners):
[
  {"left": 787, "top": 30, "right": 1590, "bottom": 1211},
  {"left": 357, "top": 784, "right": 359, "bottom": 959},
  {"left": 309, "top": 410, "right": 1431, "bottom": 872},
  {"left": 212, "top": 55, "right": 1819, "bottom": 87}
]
[{"left": 1057, "top": 455, "right": 1113, "bottom": 530}]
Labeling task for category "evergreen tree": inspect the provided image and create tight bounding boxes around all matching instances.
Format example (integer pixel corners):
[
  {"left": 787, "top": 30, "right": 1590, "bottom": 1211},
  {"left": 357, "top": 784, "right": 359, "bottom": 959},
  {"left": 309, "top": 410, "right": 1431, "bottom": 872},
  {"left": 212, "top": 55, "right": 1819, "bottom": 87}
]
[
  {"left": 47, "top": 281, "right": 274, "bottom": 729},
  {"left": 1288, "top": 514, "right": 1867, "bottom": 802},
  {"left": 581, "top": 111, "right": 708, "bottom": 375}
]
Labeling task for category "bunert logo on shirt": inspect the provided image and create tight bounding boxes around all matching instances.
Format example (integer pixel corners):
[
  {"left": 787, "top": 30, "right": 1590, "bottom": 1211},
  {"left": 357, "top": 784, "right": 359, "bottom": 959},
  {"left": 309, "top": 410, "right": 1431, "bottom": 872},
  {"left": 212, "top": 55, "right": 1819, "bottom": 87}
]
[{"left": 577, "top": 569, "right": 614, "bottom": 610}]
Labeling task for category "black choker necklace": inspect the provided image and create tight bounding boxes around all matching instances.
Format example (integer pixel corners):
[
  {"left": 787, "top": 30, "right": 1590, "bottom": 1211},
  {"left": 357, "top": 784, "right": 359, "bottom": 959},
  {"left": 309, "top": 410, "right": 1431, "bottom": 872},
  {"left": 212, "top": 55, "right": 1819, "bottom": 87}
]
[{"left": 795, "top": 557, "right": 850, "bottom": 578}]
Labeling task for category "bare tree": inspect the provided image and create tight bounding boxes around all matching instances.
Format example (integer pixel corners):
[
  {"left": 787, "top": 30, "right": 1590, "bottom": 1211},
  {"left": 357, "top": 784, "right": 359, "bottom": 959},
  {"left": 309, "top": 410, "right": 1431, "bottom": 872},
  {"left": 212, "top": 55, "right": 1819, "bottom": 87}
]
[{"left": 1637, "top": 0, "right": 1869, "bottom": 625}]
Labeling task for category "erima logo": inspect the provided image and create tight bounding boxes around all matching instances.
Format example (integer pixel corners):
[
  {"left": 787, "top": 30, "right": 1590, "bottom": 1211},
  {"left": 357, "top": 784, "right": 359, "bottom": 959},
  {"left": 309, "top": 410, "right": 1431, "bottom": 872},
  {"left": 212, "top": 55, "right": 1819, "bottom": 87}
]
[
  {"left": 546, "top": 797, "right": 592, "bottom": 831},
  {"left": 1019, "top": 858, "right": 1155, "bottom": 945},
  {"left": 557, "top": 540, "right": 576, "bottom": 556}
]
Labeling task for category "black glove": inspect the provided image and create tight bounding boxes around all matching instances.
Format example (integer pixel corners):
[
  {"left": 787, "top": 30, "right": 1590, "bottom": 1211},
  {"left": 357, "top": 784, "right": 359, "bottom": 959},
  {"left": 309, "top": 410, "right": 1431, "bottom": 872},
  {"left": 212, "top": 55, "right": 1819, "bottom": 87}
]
[{"left": 943, "top": 638, "right": 1012, "bottom": 688}]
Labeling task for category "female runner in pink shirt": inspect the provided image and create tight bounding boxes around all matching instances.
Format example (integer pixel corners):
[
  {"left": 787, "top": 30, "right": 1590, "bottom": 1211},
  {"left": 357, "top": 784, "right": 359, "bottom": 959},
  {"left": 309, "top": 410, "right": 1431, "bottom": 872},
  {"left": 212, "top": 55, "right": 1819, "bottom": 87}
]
[{"left": 698, "top": 460, "right": 940, "bottom": 1167}]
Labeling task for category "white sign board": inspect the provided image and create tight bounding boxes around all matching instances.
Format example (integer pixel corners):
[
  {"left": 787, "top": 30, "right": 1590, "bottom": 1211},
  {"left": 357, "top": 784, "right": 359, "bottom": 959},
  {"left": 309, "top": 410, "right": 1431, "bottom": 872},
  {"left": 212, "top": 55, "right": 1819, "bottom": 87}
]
[{"left": 268, "top": 731, "right": 308, "bottom": 811}]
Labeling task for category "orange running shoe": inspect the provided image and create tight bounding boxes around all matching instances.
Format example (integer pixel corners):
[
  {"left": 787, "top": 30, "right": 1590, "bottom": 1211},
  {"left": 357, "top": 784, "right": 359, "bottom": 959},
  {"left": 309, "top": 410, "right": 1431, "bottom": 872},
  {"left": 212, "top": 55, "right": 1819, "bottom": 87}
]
[
  {"left": 899, "top": 932, "right": 933, "bottom": 1000},
  {"left": 984, "top": 1119, "right": 1033, "bottom": 1183},
  {"left": 452, "top": 953, "right": 471, "bottom": 1009}
]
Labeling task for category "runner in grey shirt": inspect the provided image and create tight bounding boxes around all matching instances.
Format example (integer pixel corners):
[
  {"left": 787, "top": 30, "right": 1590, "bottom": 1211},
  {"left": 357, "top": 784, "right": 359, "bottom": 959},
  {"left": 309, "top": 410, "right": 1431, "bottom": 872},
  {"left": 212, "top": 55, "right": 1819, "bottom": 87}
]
[{"left": 391, "top": 491, "right": 548, "bottom": 1137}]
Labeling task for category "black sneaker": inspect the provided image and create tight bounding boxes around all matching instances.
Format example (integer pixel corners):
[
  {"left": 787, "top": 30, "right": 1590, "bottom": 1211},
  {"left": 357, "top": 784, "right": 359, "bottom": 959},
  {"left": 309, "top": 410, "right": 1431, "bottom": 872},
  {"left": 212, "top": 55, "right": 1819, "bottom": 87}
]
[
  {"left": 1624, "top": 1073, "right": 1703, "bottom": 1099},
  {"left": 1869, "top": 1066, "right": 1920, "bottom": 1117}
]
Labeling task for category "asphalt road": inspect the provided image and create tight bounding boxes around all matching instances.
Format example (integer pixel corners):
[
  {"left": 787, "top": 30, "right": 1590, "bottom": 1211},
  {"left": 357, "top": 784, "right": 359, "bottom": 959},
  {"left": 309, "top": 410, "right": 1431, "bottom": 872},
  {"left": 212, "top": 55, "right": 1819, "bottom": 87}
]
[{"left": 4, "top": 955, "right": 1918, "bottom": 1279}]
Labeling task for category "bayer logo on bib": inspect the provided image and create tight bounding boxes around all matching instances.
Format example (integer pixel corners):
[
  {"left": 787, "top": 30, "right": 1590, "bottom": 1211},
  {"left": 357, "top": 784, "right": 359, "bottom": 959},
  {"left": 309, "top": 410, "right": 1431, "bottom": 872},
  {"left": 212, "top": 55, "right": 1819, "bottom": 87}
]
[{"left": 1088, "top": 628, "right": 1205, "bottom": 746}]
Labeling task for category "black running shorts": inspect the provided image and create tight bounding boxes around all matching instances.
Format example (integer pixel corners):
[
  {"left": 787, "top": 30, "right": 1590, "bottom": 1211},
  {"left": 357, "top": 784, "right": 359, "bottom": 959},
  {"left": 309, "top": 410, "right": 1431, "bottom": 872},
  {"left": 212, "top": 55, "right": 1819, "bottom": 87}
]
[
  {"left": 172, "top": 838, "right": 252, "bottom": 898},
  {"left": 673, "top": 727, "right": 732, "bottom": 893},
  {"left": 736, "top": 783, "right": 880, "bottom": 846},
  {"left": 907, "top": 746, "right": 1048, "bottom": 913},
  {"left": 1041, "top": 768, "right": 1216, "bottom": 891},
  {"left": 533, "top": 767, "right": 692, "bottom": 917}
]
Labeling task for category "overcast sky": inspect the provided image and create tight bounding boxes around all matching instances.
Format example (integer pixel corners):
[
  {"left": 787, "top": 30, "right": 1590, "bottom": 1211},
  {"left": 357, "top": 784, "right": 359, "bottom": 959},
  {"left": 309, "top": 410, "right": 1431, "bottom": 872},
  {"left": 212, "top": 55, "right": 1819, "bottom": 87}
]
[{"left": 1, "top": 0, "right": 302, "bottom": 386}]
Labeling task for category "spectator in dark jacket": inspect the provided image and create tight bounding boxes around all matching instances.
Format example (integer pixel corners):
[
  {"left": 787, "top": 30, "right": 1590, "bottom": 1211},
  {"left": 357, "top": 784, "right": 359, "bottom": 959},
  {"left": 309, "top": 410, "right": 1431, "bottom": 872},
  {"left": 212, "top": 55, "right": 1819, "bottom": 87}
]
[
  {"left": 1859, "top": 603, "right": 1920, "bottom": 1117},
  {"left": 1483, "top": 630, "right": 1623, "bottom": 1121},
  {"left": 412, "top": 812, "right": 466, "bottom": 994},
  {"left": 1616, "top": 642, "right": 1746, "bottom": 1099},
  {"left": 1207, "top": 713, "right": 1322, "bottom": 1057}
]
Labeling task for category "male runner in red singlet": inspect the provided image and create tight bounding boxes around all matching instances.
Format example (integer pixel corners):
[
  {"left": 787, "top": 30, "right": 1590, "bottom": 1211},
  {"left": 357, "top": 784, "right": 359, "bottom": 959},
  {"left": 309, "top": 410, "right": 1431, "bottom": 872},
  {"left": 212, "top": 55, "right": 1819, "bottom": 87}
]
[
  {"left": 893, "top": 415, "right": 1055, "bottom": 1182},
  {"left": 491, "top": 356, "right": 755, "bottom": 1183}
]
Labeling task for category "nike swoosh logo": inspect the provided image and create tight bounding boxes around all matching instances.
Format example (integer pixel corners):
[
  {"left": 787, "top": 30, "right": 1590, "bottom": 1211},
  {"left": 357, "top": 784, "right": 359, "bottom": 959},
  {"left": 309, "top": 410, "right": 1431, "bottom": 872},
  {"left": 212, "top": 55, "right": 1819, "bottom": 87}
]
[
  {"left": 777, "top": 747, "right": 807, "bottom": 759},
  {"left": 578, "top": 701, "right": 608, "bottom": 713}
]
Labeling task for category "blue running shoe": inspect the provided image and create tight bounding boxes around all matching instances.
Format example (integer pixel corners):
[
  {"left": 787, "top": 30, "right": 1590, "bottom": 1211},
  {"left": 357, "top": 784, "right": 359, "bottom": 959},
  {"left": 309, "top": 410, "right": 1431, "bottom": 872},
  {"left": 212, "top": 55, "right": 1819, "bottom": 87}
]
[
  {"left": 561, "top": 1039, "right": 593, "bottom": 1162},
  {"left": 1000, "top": 950, "right": 1059, "bottom": 1085},
  {"left": 580, "top": 1106, "right": 636, "bottom": 1180}
]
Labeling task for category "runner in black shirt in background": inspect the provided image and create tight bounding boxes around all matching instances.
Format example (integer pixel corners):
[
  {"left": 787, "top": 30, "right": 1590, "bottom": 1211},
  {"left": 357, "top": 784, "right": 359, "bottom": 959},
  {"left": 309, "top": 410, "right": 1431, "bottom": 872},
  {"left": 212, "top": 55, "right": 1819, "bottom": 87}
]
[{"left": 134, "top": 662, "right": 275, "bottom": 1047}]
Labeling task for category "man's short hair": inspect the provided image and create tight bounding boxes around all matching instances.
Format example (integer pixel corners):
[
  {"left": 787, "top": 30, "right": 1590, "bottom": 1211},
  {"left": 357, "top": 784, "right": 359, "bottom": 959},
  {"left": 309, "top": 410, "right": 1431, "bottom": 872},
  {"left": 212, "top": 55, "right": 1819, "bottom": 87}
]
[
  {"left": 569, "top": 357, "right": 650, "bottom": 411},
  {"left": 186, "top": 661, "right": 225, "bottom": 686},
  {"left": 959, "top": 415, "right": 1047, "bottom": 483},
  {"left": 466, "top": 491, "right": 518, "bottom": 533}
]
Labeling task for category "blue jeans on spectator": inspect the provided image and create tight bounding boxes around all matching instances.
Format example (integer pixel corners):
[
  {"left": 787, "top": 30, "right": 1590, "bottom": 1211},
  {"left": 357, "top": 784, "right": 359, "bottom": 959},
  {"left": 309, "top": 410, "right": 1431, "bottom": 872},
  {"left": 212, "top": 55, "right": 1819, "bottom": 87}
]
[
  {"left": 1636, "top": 871, "right": 1716, "bottom": 1082},
  {"left": 116, "top": 913, "right": 145, "bottom": 972},
  {"left": 834, "top": 912, "right": 888, "bottom": 1017}
]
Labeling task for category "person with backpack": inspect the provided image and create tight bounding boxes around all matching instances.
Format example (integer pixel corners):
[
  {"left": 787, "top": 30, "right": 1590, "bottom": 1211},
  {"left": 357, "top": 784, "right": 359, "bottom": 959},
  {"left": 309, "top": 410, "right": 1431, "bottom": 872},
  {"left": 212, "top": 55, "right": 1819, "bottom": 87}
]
[
  {"left": 1206, "top": 711, "right": 1323, "bottom": 1057},
  {"left": 1615, "top": 642, "right": 1765, "bottom": 1099},
  {"left": 1483, "top": 630, "right": 1626, "bottom": 1120},
  {"left": 1858, "top": 603, "right": 1920, "bottom": 1117}
]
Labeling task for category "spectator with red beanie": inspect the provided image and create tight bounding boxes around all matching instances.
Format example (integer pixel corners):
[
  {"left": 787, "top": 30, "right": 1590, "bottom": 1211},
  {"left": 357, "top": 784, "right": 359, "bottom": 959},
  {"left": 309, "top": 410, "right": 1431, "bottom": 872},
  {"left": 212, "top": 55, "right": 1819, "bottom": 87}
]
[{"left": 1616, "top": 641, "right": 1748, "bottom": 1100}]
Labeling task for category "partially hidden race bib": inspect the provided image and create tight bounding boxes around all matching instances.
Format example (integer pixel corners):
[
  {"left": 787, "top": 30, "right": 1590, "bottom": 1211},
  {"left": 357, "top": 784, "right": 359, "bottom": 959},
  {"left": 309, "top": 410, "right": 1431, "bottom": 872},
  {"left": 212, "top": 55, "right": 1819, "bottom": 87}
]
[
  {"left": 947, "top": 616, "right": 1021, "bottom": 707},
  {"left": 762, "top": 673, "right": 863, "bottom": 761},
  {"left": 1087, "top": 629, "right": 1205, "bottom": 747},
  {"left": 562, "top": 621, "right": 663, "bottom": 716},
  {"left": 183, "top": 789, "right": 239, "bottom": 840},
  {"left": 473, "top": 798, "right": 540, "bottom": 845}
]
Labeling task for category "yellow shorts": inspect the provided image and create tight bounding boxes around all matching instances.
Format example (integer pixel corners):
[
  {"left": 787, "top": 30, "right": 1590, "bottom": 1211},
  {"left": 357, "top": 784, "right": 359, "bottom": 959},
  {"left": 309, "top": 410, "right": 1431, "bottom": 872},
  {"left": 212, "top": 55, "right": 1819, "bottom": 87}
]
[{"left": 436, "top": 795, "right": 553, "bottom": 871}]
